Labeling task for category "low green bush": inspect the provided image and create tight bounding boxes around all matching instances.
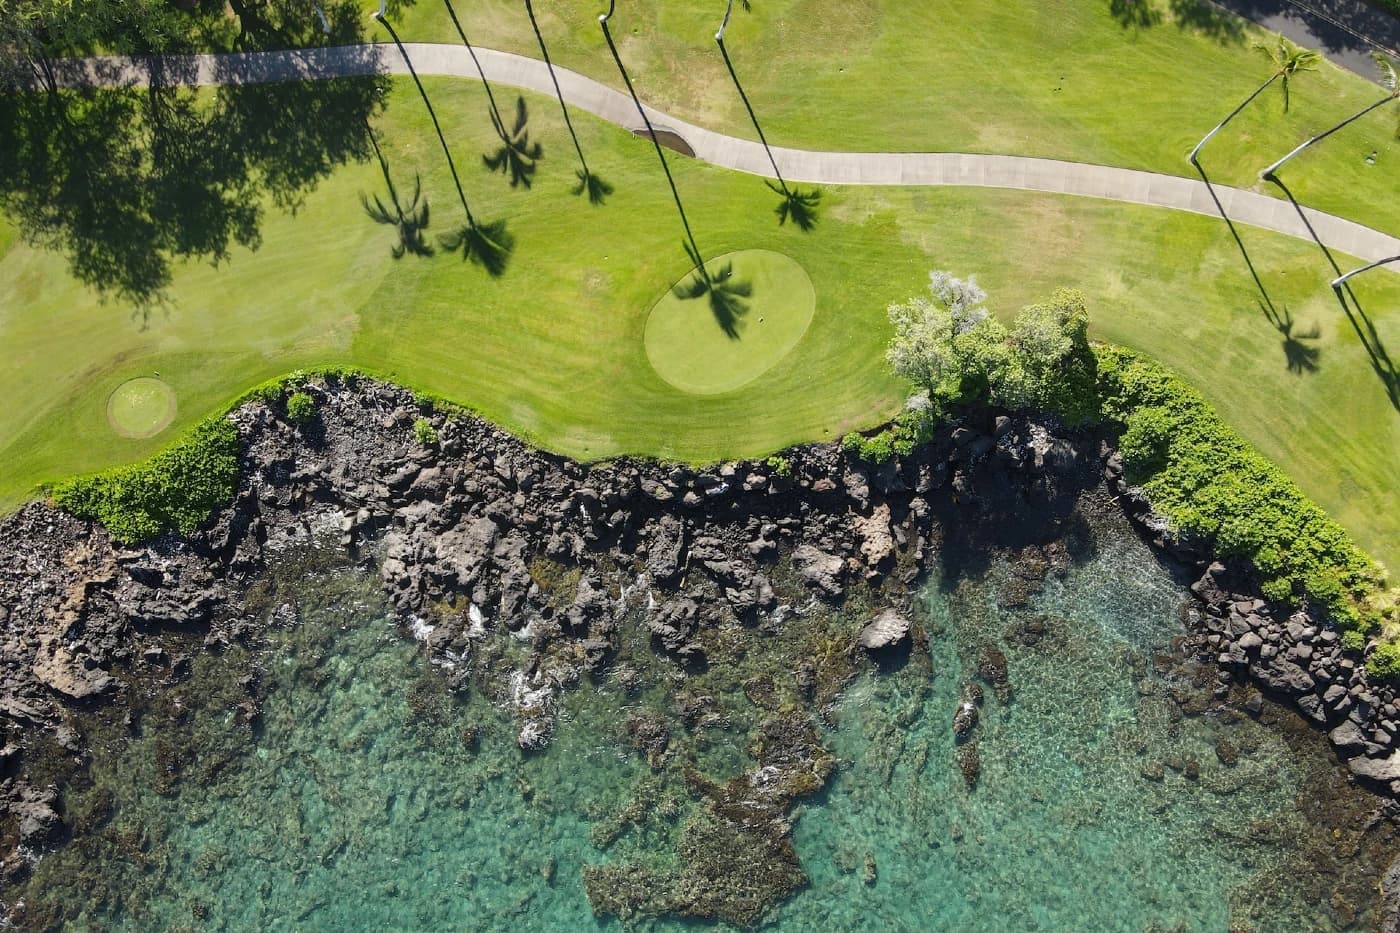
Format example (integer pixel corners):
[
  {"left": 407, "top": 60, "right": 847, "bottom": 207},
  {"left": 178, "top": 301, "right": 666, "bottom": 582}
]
[
  {"left": 842, "top": 407, "right": 936, "bottom": 464},
  {"left": 1094, "top": 346, "right": 1388, "bottom": 632},
  {"left": 413, "top": 417, "right": 439, "bottom": 446},
  {"left": 53, "top": 417, "right": 240, "bottom": 544},
  {"left": 764, "top": 454, "right": 793, "bottom": 478},
  {"left": 1367, "top": 642, "right": 1400, "bottom": 681},
  {"left": 285, "top": 391, "right": 317, "bottom": 425}
]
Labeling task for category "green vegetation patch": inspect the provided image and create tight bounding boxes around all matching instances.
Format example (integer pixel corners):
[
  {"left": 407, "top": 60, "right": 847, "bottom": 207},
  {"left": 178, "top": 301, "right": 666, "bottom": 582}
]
[
  {"left": 1094, "top": 346, "right": 1391, "bottom": 636},
  {"left": 106, "top": 377, "right": 177, "bottom": 438},
  {"left": 643, "top": 250, "right": 815, "bottom": 395},
  {"left": 53, "top": 417, "right": 240, "bottom": 545}
]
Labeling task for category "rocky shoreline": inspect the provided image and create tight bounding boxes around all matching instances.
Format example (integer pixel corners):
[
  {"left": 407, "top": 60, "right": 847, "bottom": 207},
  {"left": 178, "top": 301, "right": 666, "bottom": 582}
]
[{"left": 1, "top": 375, "right": 1398, "bottom": 924}]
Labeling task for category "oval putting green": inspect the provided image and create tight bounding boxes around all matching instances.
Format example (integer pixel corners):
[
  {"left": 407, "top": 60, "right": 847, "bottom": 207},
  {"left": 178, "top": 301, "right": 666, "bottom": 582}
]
[
  {"left": 107, "top": 377, "right": 177, "bottom": 439},
  {"left": 644, "top": 249, "right": 816, "bottom": 395}
]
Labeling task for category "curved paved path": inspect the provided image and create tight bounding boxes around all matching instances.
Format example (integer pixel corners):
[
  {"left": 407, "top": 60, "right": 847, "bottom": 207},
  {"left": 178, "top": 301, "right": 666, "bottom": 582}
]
[{"left": 41, "top": 42, "right": 1400, "bottom": 265}]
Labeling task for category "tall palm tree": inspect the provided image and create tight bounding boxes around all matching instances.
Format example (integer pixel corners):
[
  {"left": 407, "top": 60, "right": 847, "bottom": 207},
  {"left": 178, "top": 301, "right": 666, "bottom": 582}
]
[
  {"left": 523, "top": 0, "right": 612, "bottom": 204},
  {"left": 1262, "top": 52, "right": 1400, "bottom": 180},
  {"left": 715, "top": 0, "right": 820, "bottom": 229},
  {"left": 598, "top": 0, "right": 701, "bottom": 270},
  {"left": 374, "top": 9, "right": 512, "bottom": 275},
  {"left": 1189, "top": 39, "right": 1320, "bottom": 166}
]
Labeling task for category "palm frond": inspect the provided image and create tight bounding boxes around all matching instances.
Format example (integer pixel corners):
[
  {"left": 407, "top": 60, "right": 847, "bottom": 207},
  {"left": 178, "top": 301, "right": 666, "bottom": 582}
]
[{"left": 1375, "top": 52, "right": 1399, "bottom": 94}]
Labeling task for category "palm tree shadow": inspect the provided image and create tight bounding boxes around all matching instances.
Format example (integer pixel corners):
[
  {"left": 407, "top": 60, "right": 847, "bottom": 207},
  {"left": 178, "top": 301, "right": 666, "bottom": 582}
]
[
  {"left": 440, "top": 218, "right": 514, "bottom": 277},
  {"left": 378, "top": 16, "right": 514, "bottom": 279},
  {"left": 362, "top": 128, "right": 433, "bottom": 259},
  {"left": 484, "top": 96, "right": 543, "bottom": 189},
  {"left": 1262, "top": 302, "right": 1322, "bottom": 374},
  {"left": 673, "top": 243, "right": 753, "bottom": 339},
  {"left": 767, "top": 180, "right": 821, "bottom": 231},
  {"left": 574, "top": 169, "right": 615, "bottom": 205},
  {"left": 524, "top": 0, "right": 612, "bottom": 205},
  {"left": 1193, "top": 161, "right": 1330, "bottom": 377},
  {"left": 1269, "top": 175, "right": 1399, "bottom": 410}
]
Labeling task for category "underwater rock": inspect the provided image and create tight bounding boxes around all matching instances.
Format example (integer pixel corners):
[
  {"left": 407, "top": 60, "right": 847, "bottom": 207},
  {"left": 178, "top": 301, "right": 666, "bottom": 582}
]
[
  {"left": 792, "top": 545, "right": 845, "bottom": 598},
  {"left": 858, "top": 609, "right": 911, "bottom": 651},
  {"left": 956, "top": 741, "right": 981, "bottom": 789},
  {"left": 953, "top": 683, "right": 983, "bottom": 742},
  {"left": 624, "top": 709, "right": 671, "bottom": 768},
  {"left": 976, "top": 646, "right": 1011, "bottom": 702}
]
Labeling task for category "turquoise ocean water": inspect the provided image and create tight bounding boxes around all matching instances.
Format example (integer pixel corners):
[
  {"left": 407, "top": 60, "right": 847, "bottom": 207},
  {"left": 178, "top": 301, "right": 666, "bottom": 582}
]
[{"left": 14, "top": 517, "right": 1389, "bottom": 931}]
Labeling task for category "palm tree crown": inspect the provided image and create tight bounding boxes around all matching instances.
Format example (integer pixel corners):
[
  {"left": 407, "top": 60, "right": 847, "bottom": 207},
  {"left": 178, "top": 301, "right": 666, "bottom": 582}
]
[{"left": 1255, "top": 38, "right": 1320, "bottom": 111}]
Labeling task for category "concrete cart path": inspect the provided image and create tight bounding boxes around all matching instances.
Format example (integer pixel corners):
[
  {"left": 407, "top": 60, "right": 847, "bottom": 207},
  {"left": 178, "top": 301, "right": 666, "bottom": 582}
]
[{"left": 38, "top": 41, "right": 1400, "bottom": 265}]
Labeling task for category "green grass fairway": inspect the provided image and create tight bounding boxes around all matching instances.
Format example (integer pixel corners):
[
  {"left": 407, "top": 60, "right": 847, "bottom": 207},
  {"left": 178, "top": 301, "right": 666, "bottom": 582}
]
[
  {"left": 644, "top": 250, "right": 815, "bottom": 395},
  {"left": 386, "top": 0, "right": 1400, "bottom": 236},
  {"left": 0, "top": 76, "right": 1396, "bottom": 572},
  {"left": 106, "top": 378, "right": 177, "bottom": 438}
]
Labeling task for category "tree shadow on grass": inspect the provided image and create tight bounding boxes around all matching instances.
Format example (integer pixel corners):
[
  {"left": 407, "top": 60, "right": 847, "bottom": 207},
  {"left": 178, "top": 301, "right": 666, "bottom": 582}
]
[
  {"left": 378, "top": 15, "right": 512, "bottom": 278},
  {"left": 768, "top": 181, "right": 822, "bottom": 231},
  {"left": 362, "top": 126, "right": 433, "bottom": 259},
  {"left": 439, "top": 219, "right": 514, "bottom": 278},
  {"left": 1269, "top": 175, "right": 1399, "bottom": 410},
  {"left": 484, "top": 97, "right": 543, "bottom": 190},
  {"left": 0, "top": 10, "right": 383, "bottom": 311},
  {"left": 1168, "top": 0, "right": 1246, "bottom": 44},
  {"left": 1109, "top": 0, "right": 1162, "bottom": 30},
  {"left": 1263, "top": 303, "right": 1322, "bottom": 374},
  {"left": 523, "top": 0, "right": 612, "bottom": 205},
  {"left": 1193, "top": 161, "right": 1327, "bottom": 375},
  {"left": 672, "top": 243, "right": 753, "bottom": 340}
]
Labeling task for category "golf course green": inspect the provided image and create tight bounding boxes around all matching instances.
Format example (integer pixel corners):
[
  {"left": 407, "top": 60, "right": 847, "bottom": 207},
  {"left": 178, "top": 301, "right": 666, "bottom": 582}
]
[
  {"left": 106, "top": 378, "right": 177, "bottom": 439},
  {"left": 644, "top": 250, "right": 816, "bottom": 395}
]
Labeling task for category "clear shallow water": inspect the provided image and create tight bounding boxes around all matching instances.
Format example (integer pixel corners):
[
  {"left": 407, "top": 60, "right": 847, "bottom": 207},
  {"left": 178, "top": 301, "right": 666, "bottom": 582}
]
[{"left": 15, "top": 518, "right": 1387, "bottom": 931}]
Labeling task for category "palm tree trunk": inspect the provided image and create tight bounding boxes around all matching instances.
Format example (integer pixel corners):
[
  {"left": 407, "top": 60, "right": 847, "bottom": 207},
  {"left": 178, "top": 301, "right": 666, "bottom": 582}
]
[
  {"left": 598, "top": 2, "right": 703, "bottom": 272},
  {"left": 1262, "top": 95, "right": 1396, "bottom": 179},
  {"left": 715, "top": 0, "right": 787, "bottom": 194},
  {"left": 1331, "top": 255, "right": 1400, "bottom": 290},
  {"left": 377, "top": 15, "right": 475, "bottom": 226},
  {"left": 524, "top": 0, "right": 590, "bottom": 178},
  {"left": 1189, "top": 73, "right": 1279, "bottom": 165}
]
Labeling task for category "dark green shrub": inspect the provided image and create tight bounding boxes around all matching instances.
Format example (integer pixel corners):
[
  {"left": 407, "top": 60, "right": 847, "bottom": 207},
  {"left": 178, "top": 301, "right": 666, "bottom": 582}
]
[
  {"left": 1367, "top": 642, "right": 1400, "bottom": 681},
  {"left": 412, "top": 417, "right": 438, "bottom": 446},
  {"left": 285, "top": 391, "right": 316, "bottom": 425},
  {"left": 53, "top": 417, "right": 240, "bottom": 544},
  {"left": 1342, "top": 630, "right": 1368, "bottom": 654},
  {"left": 1095, "top": 346, "right": 1387, "bottom": 629},
  {"left": 1259, "top": 576, "right": 1294, "bottom": 604}
]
